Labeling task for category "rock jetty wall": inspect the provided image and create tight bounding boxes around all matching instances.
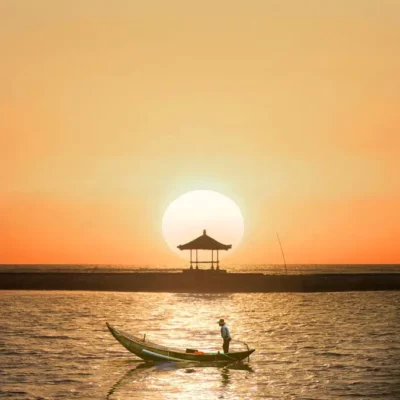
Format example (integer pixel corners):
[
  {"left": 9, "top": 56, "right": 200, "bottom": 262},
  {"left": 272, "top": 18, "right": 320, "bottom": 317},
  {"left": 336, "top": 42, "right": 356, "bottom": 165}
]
[{"left": 1, "top": 272, "right": 400, "bottom": 292}]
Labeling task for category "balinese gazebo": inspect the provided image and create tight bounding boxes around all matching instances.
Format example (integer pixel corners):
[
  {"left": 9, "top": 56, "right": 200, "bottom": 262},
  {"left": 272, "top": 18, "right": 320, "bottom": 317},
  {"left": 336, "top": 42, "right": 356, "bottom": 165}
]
[{"left": 177, "top": 230, "right": 232, "bottom": 270}]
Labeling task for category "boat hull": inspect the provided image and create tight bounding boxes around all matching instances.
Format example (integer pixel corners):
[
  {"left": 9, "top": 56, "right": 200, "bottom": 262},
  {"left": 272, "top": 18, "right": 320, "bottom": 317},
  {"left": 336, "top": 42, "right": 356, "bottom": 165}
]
[{"left": 106, "top": 323, "right": 255, "bottom": 363}]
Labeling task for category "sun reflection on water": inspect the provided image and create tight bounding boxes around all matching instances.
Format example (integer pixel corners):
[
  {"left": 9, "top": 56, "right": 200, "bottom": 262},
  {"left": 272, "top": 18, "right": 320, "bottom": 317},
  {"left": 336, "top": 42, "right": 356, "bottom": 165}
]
[{"left": 1, "top": 291, "right": 399, "bottom": 399}]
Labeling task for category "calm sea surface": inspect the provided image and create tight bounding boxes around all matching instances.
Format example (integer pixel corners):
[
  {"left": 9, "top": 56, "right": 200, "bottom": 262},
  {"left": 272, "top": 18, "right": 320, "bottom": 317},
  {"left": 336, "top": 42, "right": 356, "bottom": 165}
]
[{"left": 1, "top": 291, "right": 399, "bottom": 399}]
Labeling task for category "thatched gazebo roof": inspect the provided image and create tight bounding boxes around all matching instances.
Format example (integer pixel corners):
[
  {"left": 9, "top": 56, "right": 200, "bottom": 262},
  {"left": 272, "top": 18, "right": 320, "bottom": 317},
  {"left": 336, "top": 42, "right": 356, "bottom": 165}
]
[{"left": 177, "top": 230, "right": 232, "bottom": 251}]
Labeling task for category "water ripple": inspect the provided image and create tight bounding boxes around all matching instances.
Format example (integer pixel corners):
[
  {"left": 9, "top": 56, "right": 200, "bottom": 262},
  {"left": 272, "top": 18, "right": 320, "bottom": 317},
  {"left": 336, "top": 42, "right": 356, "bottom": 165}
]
[{"left": 0, "top": 291, "right": 399, "bottom": 399}]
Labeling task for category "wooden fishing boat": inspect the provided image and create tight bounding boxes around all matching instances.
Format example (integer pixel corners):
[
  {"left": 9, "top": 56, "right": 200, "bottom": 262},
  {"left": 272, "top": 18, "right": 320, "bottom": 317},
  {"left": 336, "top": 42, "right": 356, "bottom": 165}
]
[{"left": 106, "top": 323, "right": 255, "bottom": 363}]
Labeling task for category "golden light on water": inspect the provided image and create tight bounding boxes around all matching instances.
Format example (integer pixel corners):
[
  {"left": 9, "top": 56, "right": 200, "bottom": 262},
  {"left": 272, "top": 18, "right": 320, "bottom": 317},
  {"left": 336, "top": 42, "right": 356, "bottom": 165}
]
[{"left": 162, "top": 190, "right": 244, "bottom": 260}]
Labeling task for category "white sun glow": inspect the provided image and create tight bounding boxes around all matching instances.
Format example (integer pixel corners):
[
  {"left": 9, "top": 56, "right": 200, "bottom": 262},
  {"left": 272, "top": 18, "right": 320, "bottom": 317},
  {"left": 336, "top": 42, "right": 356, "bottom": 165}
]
[{"left": 162, "top": 190, "right": 244, "bottom": 260}]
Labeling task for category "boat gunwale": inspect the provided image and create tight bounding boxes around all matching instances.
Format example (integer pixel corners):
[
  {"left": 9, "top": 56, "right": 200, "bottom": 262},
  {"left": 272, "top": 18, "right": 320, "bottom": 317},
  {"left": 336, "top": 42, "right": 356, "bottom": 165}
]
[{"left": 112, "top": 326, "right": 185, "bottom": 353}]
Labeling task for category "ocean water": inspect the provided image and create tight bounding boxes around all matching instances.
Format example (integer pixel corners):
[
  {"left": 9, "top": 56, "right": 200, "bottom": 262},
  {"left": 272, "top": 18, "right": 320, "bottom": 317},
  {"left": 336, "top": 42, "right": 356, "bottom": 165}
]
[
  {"left": 1, "top": 291, "right": 399, "bottom": 399},
  {"left": 1, "top": 263, "right": 400, "bottom": 274}
]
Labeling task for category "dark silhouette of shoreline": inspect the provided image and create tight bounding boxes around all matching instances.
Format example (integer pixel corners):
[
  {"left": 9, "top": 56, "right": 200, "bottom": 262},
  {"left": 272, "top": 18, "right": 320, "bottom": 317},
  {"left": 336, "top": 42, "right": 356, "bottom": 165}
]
[{"left": 1, "top": 271, "right": 399, "bottom": 292}]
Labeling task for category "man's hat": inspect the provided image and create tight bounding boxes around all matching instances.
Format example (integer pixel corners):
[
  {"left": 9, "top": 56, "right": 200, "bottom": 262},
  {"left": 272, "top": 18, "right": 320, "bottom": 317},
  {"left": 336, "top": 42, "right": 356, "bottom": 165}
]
[{"left": 218, "top": 319, "right": 225, "bottom": 324}]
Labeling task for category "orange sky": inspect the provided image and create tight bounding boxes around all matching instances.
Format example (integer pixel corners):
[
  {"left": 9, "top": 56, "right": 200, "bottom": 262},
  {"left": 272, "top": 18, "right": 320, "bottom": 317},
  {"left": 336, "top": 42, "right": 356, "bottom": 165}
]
[{"left": 1, "top": 1, "right": 399, "bottom": 265}]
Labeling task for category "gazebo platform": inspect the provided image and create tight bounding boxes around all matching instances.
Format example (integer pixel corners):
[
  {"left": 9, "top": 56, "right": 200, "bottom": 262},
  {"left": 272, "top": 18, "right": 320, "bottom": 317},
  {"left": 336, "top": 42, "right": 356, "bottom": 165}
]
[{"left": 182, "top": 268, "right": 228, "bottom": 274}]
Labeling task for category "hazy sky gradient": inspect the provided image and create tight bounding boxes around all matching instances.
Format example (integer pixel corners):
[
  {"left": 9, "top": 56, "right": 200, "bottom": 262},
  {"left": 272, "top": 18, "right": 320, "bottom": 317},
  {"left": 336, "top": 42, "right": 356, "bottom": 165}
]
[{"left": 1, "top": 1, "right": 399, "bottom": 264}]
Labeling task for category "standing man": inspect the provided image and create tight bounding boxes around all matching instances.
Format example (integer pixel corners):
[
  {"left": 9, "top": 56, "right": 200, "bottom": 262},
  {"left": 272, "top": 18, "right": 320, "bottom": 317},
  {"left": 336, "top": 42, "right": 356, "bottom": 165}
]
[{"left": 218, "top": 319, "right": 231, "bottom": 353}]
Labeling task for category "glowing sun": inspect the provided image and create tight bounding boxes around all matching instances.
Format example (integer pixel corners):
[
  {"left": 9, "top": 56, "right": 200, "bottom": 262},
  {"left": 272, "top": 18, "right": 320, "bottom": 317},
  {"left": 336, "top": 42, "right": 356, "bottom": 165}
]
[{"left": 162, "top": 190, "right": 244, "bottom": 259}]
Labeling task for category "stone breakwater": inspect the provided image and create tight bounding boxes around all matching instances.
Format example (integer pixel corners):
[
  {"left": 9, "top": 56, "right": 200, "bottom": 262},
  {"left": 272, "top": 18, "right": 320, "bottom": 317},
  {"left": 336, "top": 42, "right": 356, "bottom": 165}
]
[{"left": 1, "top": 272, "right": 400, "bottom": 292}]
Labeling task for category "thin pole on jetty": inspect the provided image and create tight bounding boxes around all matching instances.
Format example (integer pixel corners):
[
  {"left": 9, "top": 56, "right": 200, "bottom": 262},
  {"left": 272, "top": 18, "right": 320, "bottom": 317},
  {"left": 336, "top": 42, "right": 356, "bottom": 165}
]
[{"left": 276, "top": 233, "right": 288, "bottom": 275}]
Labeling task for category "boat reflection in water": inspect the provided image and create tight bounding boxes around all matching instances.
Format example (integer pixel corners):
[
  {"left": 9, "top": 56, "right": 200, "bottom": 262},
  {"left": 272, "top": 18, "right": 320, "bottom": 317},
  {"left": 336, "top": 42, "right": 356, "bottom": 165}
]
[
  {"left": 106, "top": 360, "right": 254, "bottom": 400},
  {"left": 106, "top": 318, "right": 256, "bottom": 399}
]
